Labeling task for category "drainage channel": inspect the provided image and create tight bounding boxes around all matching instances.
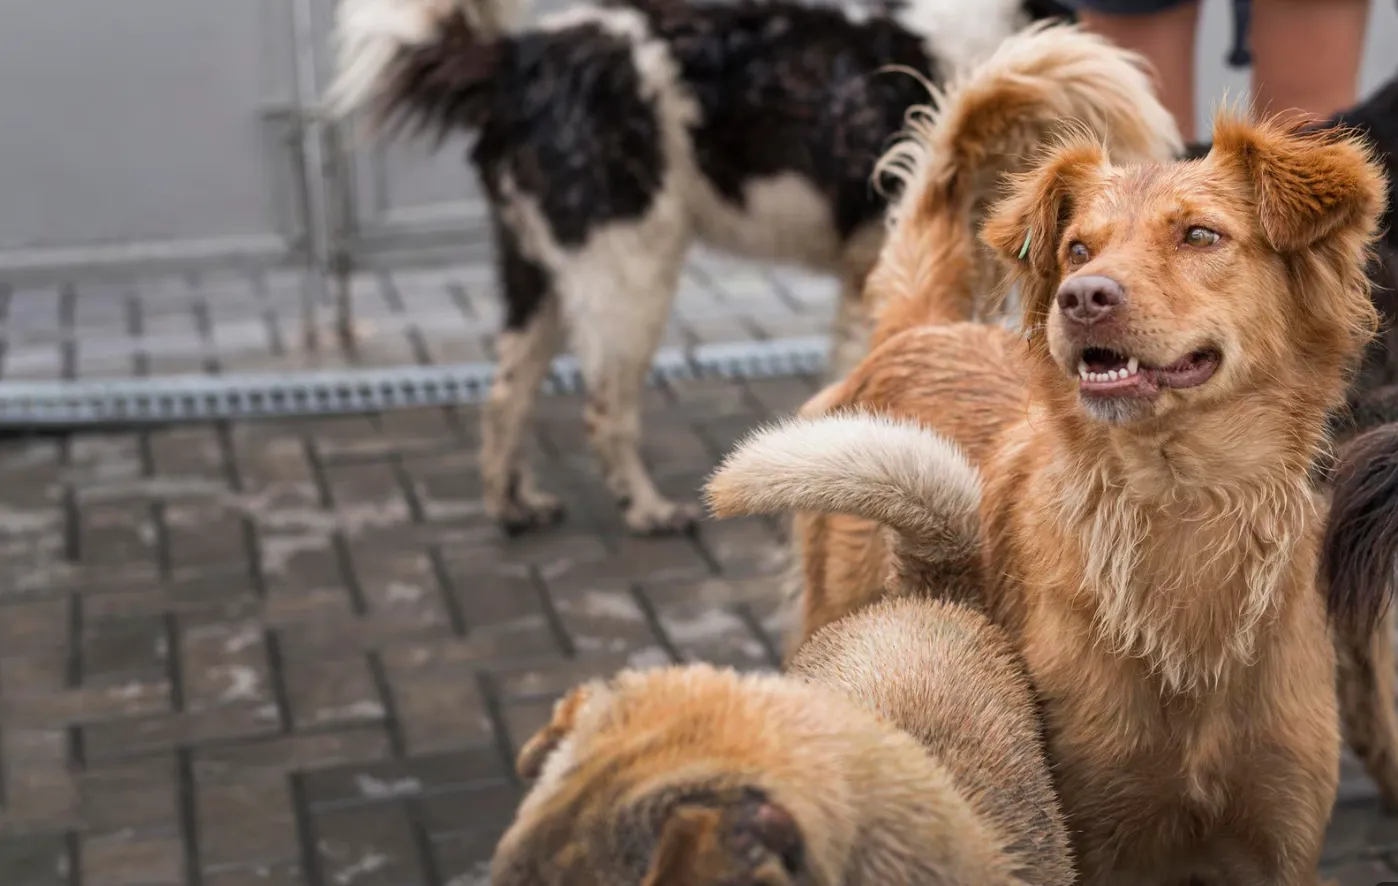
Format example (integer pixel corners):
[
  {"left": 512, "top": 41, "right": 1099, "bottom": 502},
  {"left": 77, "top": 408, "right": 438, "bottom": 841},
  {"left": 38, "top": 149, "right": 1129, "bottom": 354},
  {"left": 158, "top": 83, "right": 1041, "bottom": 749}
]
[{"left": 0, "top": 336, "right": 830, "bottom": 429}]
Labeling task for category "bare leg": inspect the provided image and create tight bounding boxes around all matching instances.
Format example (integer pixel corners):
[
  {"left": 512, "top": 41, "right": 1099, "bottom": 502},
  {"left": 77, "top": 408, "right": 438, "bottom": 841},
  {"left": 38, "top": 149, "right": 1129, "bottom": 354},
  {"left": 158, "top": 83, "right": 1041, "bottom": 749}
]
[
  {"left": 1077, "top": 1, "right": 1202, "bottom": 142},
  {"left": 1250, "top": 0, "right": 1370, "bottom": 125}
]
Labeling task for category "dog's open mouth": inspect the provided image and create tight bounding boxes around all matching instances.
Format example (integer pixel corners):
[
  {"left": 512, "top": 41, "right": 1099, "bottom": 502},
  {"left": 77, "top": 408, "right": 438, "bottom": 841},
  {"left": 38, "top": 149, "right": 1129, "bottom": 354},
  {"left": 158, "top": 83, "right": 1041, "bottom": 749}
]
[{"left": 1076, "top": 346, "right": 1221, "bottom": 396}]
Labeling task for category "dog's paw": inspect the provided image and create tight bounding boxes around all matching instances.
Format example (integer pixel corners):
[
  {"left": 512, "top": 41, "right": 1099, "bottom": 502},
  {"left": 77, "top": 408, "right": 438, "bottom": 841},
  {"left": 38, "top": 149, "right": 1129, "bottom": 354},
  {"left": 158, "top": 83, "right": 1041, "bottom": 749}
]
[
  {"left": 623, "top": 499, "right": 701, "bottom": 536},
  {"left": 497, "top": 491, "right": 567, "bottom": 537}
]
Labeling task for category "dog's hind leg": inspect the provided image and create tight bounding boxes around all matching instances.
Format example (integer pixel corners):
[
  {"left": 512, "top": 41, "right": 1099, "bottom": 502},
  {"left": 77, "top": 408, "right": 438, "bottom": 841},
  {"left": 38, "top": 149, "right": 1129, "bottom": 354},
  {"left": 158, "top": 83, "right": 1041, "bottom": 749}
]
[
  {"left": 1337, "top": 606, "right": 1398, "bottom": 810},
  {"left": 481, "top": 218, "right": 568, "bottom": 535},
  {"left": 556, "top": 209, "right": 698, "bottom": 536}
]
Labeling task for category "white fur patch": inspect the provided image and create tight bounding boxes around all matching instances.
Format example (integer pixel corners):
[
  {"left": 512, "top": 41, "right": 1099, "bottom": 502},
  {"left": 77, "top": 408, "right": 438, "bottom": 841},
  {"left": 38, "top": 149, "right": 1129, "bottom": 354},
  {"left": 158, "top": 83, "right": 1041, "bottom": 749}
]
[
  {"left": 896, "top": 0, "right": 1028, "bottom": 79},
  {"left": 689, "top": 172, "right": 849, "bottom": 270}
]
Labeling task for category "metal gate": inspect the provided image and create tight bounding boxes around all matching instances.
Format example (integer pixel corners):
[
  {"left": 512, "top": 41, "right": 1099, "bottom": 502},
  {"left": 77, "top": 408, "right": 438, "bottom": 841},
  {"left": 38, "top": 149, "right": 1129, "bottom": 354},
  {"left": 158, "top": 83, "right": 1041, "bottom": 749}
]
[
  {"left": 3, "top": 0, "right": 1398, "bottom": 286},
  {"left": 0, "top": 0, "right": 1396, "bottom": 428},
  {"left": 0, "top": 0, "right": 588, "bottom": 288}
]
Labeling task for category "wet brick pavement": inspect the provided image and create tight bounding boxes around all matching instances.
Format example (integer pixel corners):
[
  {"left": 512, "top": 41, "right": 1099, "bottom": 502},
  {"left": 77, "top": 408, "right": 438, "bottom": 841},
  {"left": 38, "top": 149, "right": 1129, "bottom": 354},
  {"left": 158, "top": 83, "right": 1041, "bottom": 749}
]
[
  {"left": 0, "top": 249, "right": 839, "bottom": 381},
  {"left": 0, "top": 259, "right": 1397, "bottom": 884}
]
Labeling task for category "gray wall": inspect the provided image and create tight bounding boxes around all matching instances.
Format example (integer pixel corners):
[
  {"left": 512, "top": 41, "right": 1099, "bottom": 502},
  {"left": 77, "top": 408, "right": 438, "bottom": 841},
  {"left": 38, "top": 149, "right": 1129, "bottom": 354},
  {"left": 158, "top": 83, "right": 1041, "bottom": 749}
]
[
  {"left": 0, "top": 0, "right": 301, "bottom": 264},
  {"left": 0, "top": 0, "right": 1394, "bottom": 275}
]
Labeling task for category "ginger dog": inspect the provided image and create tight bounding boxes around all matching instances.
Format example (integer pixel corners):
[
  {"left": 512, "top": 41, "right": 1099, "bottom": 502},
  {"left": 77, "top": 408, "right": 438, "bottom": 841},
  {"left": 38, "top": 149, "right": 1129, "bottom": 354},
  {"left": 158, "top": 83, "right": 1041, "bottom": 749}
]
[
  {"left": 741, "top": 114, "right": 1390, "bottom": 884},
  {"left": 492, "top": 432, "right": 1074, "bottom": 884},
  {"left": 774, "top": 21, "right": 1179, "bottom": 649}
]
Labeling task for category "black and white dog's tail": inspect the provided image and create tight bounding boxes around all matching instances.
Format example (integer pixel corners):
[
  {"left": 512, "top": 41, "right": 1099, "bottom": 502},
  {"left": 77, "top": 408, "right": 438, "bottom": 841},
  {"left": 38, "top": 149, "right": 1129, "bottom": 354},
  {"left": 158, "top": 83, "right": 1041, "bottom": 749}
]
[
  {"left": 325, "top": 0, "right": 521, "bottom": 137},
  {"left": 705, "top": 413, "right": 982, "bottom": 590}
]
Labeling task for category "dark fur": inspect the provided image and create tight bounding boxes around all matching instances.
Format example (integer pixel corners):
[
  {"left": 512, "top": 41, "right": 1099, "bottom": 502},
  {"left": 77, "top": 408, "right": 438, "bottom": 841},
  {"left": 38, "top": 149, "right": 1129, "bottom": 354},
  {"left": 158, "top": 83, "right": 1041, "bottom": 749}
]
[
  {"left": 634, "top": 1, "right": 936, "bottom": 239},
  {"left": 493, "top": 212, "right": 552, "bottom": 330},
  {"left": 1325, "top": 423, "right": 1398, "bottom": 634},
  {"left": 388, "top": 14, "right": 667, "bottom": 253},
  {"left": 370, "top": 0, "right": 1072, "bottom": 328}
]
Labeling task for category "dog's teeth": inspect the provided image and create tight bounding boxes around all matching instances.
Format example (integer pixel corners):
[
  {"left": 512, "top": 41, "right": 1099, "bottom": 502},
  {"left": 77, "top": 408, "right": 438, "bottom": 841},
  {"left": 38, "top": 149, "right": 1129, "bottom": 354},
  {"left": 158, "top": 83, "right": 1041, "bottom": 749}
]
[
  {"left": 1078, "top": 360, "right": 1089, "bottom": 378},
  {"left": 1127, "top": 356, "right": 1140, "bottom": 375}
]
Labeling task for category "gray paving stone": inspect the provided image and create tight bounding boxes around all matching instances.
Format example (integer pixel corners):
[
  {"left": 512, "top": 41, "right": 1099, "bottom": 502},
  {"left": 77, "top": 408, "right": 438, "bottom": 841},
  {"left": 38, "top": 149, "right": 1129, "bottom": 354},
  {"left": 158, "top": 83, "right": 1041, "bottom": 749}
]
[{"left": 0, "top": 253, "right": 1393, "bottom": 884}]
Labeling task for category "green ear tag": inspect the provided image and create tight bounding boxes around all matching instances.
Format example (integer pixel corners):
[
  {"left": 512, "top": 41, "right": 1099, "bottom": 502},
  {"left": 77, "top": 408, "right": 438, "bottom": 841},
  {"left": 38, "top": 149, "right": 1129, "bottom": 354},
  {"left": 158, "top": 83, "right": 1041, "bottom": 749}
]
[{"left": 1018, "top": 229, "right": 1032, "bottom": 261}]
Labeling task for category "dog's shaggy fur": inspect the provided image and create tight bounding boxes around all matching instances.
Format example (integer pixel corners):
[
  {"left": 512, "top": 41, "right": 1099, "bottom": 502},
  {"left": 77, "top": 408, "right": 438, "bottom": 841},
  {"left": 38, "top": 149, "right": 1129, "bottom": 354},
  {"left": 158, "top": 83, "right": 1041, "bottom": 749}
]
[
  {"left": 324, "top": 0, "right": 1176, "bottom": 536},
  {"left": 757, "top": 108, "right": 1391, "bottom": 883},
  {"left": 788, "top": 55, "right": 1398, "bottom": 663},
  {"left": 768, "top": 22, "right": 1180, "bottom": 645},
  {"left": 1184, "top": 69, "right": 1398, "bottom": 427},
  {"left": 492, "top": 446, "right": 1074, "bottom": 884}
]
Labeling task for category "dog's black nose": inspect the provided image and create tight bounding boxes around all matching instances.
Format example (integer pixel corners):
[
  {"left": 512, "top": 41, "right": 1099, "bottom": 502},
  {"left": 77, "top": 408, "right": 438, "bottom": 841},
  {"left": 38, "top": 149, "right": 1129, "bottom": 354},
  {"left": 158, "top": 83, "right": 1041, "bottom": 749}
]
[{"left": 1056, "top": 275, "right": 1125, "bottom": 326}]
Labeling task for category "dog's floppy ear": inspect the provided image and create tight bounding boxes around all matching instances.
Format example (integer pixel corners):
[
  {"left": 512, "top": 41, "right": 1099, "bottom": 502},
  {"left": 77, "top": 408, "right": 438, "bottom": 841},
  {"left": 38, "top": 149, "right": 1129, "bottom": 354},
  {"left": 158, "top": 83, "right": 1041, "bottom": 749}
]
[
  {"left": 982, "top": 138, "right": 1107, "bottom": 331},
  {"left": 1209, "top": 112, "right": 1386, "bottom": 253},
  {"left": 642, "top": 807, "right": 725, "bottom": 886},
  {"left": 641, "top": 794, "right": 803, "bottom": 886},
  {"left": 515, "top": 685, "right": 594, "bottom": 780},
  {"left": 982, "top": 138, "right": 1107, "bottom": 278}
]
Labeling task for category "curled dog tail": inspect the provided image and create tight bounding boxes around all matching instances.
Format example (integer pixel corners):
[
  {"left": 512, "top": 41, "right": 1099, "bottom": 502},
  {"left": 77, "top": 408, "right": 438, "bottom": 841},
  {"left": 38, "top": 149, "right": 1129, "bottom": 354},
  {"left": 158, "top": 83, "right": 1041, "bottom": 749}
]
[
  {"left": 867, "top": 21, "right": 1182, "bottom": 341},
  {"left": 705, "top": 413, "right": 982, "bottom": 593},
  {"left": 325, "top": 0, "right": 520, "bottom": 138}
]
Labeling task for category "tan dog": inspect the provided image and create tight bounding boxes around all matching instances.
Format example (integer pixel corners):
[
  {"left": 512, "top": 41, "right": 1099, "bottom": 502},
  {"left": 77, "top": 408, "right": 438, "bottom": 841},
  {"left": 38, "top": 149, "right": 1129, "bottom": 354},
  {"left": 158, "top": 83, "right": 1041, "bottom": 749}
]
[
  {"left": 740, "top": 114, "right": 1390, "bottom": 884},
  {"left": 775, "top": 21, "right": 1180, "bottom": 653},
  {"left": 491, "top": 432, "right": 1074, "bottom": 885}
]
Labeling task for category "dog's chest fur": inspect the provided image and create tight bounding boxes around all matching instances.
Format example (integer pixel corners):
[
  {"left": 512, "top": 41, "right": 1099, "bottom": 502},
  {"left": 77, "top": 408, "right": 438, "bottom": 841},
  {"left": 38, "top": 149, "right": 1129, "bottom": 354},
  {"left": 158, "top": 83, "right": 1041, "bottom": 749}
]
[{"left": 984, "top": 431, "right": 1340, "bottom": 882}]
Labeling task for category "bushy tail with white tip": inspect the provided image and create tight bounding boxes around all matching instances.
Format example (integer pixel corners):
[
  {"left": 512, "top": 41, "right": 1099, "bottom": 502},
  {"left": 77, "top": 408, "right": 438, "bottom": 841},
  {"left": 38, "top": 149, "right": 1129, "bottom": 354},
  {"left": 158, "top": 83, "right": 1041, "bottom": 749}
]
[
  {"left": 325, "top": 0, "right": 523, "bottom": 137},
  {"left": 705, "top": 412, "right": 982, "bottom": 574}
]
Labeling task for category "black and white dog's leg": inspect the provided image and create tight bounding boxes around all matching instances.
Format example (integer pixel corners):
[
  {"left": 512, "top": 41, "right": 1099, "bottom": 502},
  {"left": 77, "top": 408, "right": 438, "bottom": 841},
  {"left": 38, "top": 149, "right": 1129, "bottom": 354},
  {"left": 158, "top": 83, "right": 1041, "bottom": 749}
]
[
  {"left": 559, "top": 225, "right": 697, "bottom": 535},
  {"left": 481, "top": 222, "right": 568, "bottom": 535}
]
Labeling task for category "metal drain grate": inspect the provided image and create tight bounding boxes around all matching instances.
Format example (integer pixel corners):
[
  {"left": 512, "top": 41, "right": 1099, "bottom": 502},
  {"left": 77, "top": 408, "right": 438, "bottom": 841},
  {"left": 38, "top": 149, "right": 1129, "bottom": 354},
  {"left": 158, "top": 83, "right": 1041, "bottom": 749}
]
[{"left": 0, "top": 336, "right": 831, "bottom": 428}]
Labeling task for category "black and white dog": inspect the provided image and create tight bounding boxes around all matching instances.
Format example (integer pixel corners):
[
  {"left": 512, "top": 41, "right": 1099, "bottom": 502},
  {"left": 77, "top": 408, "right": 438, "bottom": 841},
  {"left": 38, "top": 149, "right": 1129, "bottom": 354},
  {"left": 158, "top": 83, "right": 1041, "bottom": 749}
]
[{"left": 327, "top": 0, "right": 1078, "bottom": 535}]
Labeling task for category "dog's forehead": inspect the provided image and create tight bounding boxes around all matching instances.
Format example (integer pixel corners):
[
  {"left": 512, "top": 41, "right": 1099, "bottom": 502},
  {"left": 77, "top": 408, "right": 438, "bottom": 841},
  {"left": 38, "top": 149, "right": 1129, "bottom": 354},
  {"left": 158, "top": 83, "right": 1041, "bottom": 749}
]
[{"left": 1074, "top": 161, "right": 1239, "bottom": 229}]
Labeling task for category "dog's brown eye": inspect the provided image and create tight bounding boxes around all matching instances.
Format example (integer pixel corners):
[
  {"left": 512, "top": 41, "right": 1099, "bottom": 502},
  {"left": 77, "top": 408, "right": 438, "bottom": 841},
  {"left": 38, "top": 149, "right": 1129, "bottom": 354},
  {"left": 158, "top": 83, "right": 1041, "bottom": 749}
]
[
  {"left": 1067, "top": 242, "right": 1090, "bottom": 265},
  {"left": 1184, "top": 226, "right": 1221, "bottom": 248}
]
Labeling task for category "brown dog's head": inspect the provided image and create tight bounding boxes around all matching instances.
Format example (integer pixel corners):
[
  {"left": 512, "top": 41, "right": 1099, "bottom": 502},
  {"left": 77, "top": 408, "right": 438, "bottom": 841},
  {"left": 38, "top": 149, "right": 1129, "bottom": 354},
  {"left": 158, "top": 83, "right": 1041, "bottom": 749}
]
[
  {"left": 490, "top": 666, "right": 848, "bottom": 886},
  {"left": 982, "top": 112, "right": 1385, "bottom": 431}
]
